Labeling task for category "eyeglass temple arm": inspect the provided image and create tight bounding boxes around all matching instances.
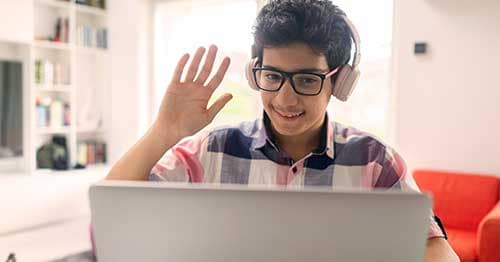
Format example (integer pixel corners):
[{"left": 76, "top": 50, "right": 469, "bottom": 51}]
[{"left": 326, "top": 67, "right": 340, "bottom": 78}]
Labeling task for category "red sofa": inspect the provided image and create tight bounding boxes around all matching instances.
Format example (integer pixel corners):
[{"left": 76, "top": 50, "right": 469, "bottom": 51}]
[{"left": 413, "top": 169, "right": 500, "bottom": 262}]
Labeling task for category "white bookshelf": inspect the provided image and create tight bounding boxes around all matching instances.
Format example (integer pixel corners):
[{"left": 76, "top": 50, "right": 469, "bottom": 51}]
[
  {"left": 28, "top": 0, "right": 110, "bottom": 173},
  {"left": 31, "top": 40, "right": 73, "bottom": 50},
  {"left": 75, "top": 3, "right": 107, "bottom": 16},
  {"left": 76, "top": 45, "right": 109, "bottom": 56},
  {"left": 36, "top": 84, "right": 73, "bottom": 92},
  {"left": 35, "top": 0, "right": 73, "bottom": 9},
  {"left": 37, "top": 126, "right": 72, "bottom": 135}
]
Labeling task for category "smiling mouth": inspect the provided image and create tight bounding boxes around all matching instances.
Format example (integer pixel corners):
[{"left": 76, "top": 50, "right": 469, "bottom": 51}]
[{"left": 272, "top": 106, "right": 305, "bottom": 121}]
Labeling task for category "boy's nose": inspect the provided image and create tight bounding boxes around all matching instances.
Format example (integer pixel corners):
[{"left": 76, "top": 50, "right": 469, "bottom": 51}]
[{"left": 274, "top": 78, "right": 299, "bottom": 106}]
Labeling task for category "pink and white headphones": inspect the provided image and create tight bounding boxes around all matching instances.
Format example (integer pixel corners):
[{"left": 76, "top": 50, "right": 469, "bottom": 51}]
[{"left": 245, "top": 15, "right": 361, "bottom": 102}]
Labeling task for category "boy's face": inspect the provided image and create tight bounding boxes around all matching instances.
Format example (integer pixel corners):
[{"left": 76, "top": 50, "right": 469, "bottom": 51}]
[{"left": 260, "top": 42, "right": 332, "bottom": 138}]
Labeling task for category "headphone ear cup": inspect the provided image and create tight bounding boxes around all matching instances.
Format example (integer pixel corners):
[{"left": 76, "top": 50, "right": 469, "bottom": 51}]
[
  {"left": 332, "top": 65, "right": 360, "bottom": 102},
  {"left": 245, "top": 58, "right": 260, "bottom": 91}
]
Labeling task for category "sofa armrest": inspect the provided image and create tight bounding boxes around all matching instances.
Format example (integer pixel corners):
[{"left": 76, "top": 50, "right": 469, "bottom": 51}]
[{"left": 478, "top": 201, "right": 500, "bottom": 262}]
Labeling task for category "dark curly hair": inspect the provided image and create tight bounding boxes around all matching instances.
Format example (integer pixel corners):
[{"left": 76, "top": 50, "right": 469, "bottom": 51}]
[{"left": 253, "top": 0, "right": 353, "bottom": 78}]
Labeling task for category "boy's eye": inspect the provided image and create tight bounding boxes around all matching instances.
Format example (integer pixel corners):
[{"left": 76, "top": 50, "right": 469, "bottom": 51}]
[
  {"left": 264, "top": 73, "right": 282, "bottom": 81},
  {"left": 297, "top": 77, "right": 319, "bottom": 84}
]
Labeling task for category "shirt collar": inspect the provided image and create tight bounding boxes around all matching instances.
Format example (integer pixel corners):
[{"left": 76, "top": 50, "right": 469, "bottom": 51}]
[{"left": 252, "top": 111, "right": 335, "bottom": 160}]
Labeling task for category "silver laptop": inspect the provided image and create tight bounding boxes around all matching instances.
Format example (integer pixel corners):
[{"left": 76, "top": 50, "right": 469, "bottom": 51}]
[{"left": 89, "top": 181, "right": 432, "bottom": 262}]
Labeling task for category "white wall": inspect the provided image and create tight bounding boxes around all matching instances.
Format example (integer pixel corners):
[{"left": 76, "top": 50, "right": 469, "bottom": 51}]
[
  {"left": 108, "top": 0, "right": 152, "bottom": 163},
  {"left": 392, "top": 0, "right": 500, "bottom": 176},
  {"left": 0, "top": 170, "right": 106, "bottom": 235},
  {"left": 0, "top": 0, "right": 151, "bottom": 235},
  {"left": 0, "top": 0, "right": 33, "bottom": 43}
]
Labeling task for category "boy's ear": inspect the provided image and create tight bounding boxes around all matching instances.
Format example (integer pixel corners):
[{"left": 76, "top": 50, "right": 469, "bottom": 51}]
[
  {"left": 331, "top": 65, "right": 360, "bottom": 101},
  {"left": 245, "top": 58, "right": 260, "bottom": 91}
]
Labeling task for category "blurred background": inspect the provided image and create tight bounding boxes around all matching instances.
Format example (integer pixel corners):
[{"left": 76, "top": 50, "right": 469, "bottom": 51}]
[{"left": 0, "top": 0, "right": 499, "bottom": 260}]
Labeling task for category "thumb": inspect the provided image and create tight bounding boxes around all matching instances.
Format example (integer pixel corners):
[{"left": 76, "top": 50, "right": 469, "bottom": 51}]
[{"left": 207, "top": 93, "right": 233, "bottom": 121}]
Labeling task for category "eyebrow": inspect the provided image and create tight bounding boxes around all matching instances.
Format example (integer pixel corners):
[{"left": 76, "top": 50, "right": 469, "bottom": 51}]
[{"left": 261, "top": 65, "right": 327, "bottom": 74}]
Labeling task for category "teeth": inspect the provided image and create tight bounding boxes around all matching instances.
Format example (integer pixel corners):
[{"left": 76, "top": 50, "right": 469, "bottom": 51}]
[
  {"left": 273, "top": 106, "right": 304, "bottom": 118},
  {"left": 281, "top": 112, "right": 303, "bottom": 117},
  {"left": 286, "top": 113, "right": 302, "bottom": 117}
]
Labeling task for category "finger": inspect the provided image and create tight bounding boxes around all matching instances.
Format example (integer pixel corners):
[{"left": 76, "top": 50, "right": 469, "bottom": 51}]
[
  {"left": 171, "top": 53, "right": 190, "bottom": 83},
  {"left": 184, "top": 47, "right": 206, "bottom": 82},
  {"left": 206, "top": 57, "right": 231, "bottom": 90},
  {"left": 194, "top": 45, "right": 218, "bottom": 85},
  {"left": 207, "top": 93, "right": 233, "bottom": 121}
]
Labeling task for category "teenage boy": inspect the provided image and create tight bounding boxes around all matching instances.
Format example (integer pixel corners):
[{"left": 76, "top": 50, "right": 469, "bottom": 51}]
[{"left": 107, "top": 1, "right": 458, "bottom": 261}]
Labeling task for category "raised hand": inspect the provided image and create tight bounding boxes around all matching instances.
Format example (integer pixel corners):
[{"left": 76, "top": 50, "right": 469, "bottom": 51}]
[{"left": 154, "top": 45, "right": 232, "bottom": 140}]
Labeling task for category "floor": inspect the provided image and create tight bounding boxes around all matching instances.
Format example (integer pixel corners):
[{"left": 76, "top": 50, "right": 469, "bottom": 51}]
[
  {"left": 50, "top": 250, "right": 96, "bottom": 262},
  {"left": 0, "top": 166, "right": 109, "bottom": 261},
  {"left": 0, "top": 216, "right": 93, "bottom": 261}
]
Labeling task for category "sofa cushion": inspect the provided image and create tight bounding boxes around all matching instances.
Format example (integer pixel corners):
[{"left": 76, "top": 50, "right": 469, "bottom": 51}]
[
  {"left": 414, "top": 170, "right": 500, "bottom": 230},
  {"left": 446, "top": 228, "right": 478, "bottom": 262}
]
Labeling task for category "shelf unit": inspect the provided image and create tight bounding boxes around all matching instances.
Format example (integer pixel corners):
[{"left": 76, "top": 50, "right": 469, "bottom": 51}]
[
  {"left": 28, "top": 0, "right": 110, "bottom": 173},
  {"left": 32, "top": 40, "right": 73, "bottom": 50},
  {"left": 36, "top": 84, "right": 73, "bottom": 92}
]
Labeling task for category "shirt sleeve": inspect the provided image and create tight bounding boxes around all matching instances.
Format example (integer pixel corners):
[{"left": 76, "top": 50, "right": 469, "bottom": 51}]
[
  {"left": 149, "top": 131, "right": 209, "bottom": 183},
  {"left": 376, "top": 146, "right": 446, "bottom": 239}
]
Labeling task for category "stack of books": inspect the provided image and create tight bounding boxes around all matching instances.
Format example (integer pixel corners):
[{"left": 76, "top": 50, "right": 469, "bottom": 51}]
[
  {"left": 36, "top": 96, "right": 71, "bottom": 128},
  {"left": 77, "top": 26, "right": 108, "bottom": 49},
  {"left": 34, "top": 59, "right": 70, "bottom": 85},
  {"left": 77, "top": 140, "right": 107, "bottom": 166},
  {"left": 34, "top": 16, "right": 69, "bottom": 43}
]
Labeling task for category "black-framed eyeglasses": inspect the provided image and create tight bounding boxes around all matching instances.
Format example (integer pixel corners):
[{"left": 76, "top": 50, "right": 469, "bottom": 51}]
[{"left": 252, "top": 66, "right": 340, "bottom": 96}]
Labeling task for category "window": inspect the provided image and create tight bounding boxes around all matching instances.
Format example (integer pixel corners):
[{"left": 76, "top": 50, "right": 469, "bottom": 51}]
[
  {"left": 153, "top": 0, "right": 394, "bottom": 140},
  {"left": 153, "top": 0, "right": 261, "bottom": 130},
  {"left": 327, "top": 0, "right": 394, "bottom": 141}
]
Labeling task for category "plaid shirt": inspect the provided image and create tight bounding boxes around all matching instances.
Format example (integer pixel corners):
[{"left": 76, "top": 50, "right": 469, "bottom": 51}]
[{"left": 150, "top": 113, "right": 445, "bottom": 238}]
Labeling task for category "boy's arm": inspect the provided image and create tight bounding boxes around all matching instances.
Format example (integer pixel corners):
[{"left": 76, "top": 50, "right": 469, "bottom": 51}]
[
  {"left": 424, "top": 237, "right": 460, "bottom": 262},
  {"left": 106, "top": 45, "right": 232, "bottom": 181},
  {"left": 105, "top": 123, "right": 181, "bottom": 181},
  {"left": 377, "top": 147, "right": 459, "bottom": 261}
]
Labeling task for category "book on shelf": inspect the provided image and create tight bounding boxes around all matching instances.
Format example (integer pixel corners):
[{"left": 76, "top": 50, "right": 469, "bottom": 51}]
[
  {"left": 75, "top": 0, "right": 106, "bottom": 9},
  {"left": 35, "top": 16, "right": 70, "bottom": 44},
  {"left": 53, "top": 17, "right": 70, "bottom": 43},
  {"left": 36, "top": 96, "right": 71, "bottom": 128},
  {"left": 34, "top": 59, "right": 70, "bottom": 86},
  {"left": 77, "top": 25, "right": 108, "bottom": 49},
  {"left": 77, "top": 140, "right": 107, "bottom": 166}
]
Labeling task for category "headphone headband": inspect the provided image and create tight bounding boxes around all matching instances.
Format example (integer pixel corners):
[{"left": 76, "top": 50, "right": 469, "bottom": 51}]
[{"left": 341, "top": 15, "right": 361, "bottom": 68}]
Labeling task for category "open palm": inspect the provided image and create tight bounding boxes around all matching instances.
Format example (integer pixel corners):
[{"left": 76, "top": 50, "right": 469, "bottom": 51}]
[{"left": 156, "top": 45, "right": 232, "bottom": 140}]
